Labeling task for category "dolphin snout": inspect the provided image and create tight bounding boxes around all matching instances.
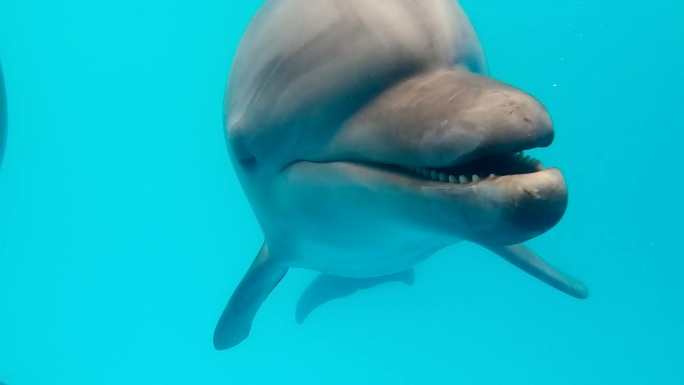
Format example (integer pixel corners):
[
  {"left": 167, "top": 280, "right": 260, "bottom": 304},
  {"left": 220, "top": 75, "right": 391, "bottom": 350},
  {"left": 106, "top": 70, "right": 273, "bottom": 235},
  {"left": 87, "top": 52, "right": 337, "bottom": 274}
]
[
  {"left": 467, "top": 84, "right": 556, "bottom": 158},
  {"left": 402, "top": 69, "right": 557, "bottom": 169},
  {"left": 503, "top": 92, "right": 554, "bottom": 148}
]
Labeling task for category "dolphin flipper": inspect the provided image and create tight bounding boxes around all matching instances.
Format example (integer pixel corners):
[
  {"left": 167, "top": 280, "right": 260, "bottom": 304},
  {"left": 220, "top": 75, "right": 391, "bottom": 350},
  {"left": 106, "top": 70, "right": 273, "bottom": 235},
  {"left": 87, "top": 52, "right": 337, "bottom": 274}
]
[
  {"left": 483, "top": 243, "right": 588, "bottom": 299},
  {"left": 213, "top": 243, "right": 288, "bottom": 350},
  {"left": 295, "top": 269, "right": 415, "bottom": 324}
]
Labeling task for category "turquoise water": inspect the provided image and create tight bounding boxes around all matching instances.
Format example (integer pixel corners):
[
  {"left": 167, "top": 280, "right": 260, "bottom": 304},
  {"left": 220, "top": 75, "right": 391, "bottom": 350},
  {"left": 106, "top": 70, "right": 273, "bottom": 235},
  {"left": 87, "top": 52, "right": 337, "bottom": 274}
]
[{"left": 1, "top": 0, "right": 682, "bottom": 384}]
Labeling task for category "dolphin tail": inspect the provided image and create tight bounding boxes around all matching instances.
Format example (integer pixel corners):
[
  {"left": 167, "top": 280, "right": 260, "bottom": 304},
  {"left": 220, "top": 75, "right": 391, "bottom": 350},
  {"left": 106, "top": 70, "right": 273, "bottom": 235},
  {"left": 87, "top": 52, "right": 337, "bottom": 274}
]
[
  {"left": 213, "top": 243, "right": 288, "bottom": 350},
  {"left": 483, "top": 243, "right": 589, "bottom": 299}
]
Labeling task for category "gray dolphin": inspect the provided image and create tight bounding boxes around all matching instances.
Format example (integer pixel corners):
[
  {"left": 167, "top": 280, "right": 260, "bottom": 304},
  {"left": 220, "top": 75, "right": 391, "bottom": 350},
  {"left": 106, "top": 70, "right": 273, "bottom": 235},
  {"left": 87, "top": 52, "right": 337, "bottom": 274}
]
[
  {"left": 213, "top": 0, "right": 589, "bottom": 350},
  {"left": 1, "top": 60, "right": 6, "bottom": 166}
]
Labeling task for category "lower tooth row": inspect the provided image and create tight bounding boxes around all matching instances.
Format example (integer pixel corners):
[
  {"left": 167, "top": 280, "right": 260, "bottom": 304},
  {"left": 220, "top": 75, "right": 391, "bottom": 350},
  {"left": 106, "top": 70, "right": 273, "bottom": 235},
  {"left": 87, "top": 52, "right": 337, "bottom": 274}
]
[{"left": 408, "top": 168, "right": 495, "bottom": 184}]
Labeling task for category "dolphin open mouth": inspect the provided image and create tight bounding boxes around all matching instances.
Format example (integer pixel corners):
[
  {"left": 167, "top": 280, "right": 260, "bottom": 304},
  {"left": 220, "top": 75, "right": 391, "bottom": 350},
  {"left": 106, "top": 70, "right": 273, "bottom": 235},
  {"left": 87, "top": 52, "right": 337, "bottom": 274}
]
[
  {"left": 404, "top": 151, "right": 543, "bottom": 185},
  {"left": 360, "top": 150, "right": 546, "bottom": 187}
]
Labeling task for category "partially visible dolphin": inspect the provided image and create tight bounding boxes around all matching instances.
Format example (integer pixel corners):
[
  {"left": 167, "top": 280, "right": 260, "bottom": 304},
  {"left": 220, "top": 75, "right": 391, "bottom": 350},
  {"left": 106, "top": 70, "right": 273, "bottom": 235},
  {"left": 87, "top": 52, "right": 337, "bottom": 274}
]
[
  {"left": 0, "top": 60, "right": 7, "bottom": 166},
  {"left": 0, "top": 64, "right": 7, "bottom": 385},
  {"left": 213, "top": 0, "right": 589, "bottom": 350}
]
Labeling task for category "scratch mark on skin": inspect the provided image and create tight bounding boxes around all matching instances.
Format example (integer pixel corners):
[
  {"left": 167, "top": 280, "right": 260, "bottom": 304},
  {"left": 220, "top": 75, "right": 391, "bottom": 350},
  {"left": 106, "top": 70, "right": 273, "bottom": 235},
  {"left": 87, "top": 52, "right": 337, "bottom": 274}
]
[{"left": 448, "top": 89, "right": 465, "bottom": 103}]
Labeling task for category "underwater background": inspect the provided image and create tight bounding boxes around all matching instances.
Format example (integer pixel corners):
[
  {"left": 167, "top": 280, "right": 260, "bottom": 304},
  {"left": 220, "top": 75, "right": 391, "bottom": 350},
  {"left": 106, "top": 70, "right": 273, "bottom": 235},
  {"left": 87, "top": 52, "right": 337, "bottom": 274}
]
[{"left": 0, "top": 0, "right": 682, "bottom": 384}]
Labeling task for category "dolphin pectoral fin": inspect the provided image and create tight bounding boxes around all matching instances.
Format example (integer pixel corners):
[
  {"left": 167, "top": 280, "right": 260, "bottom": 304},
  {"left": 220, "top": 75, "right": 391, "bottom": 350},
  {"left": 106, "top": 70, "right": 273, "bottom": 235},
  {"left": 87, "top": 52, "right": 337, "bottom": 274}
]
[
  {"left": 213, "top": 243, "right": 288, "bottom": 350},
  {"left": 396, "top": 268, "right": 416, "bottom": 287},
  {"left": 352, "top": 268, "right": 416, "bottom": 290},
  {"left": 483, "top": 243, "right": 589, "bottom": 299},
  {"left": 295, "top": 274, "right": 360, "bottom": 325},
  {"left": 295, "top": 269, "right": 416, "bottom": 324}
]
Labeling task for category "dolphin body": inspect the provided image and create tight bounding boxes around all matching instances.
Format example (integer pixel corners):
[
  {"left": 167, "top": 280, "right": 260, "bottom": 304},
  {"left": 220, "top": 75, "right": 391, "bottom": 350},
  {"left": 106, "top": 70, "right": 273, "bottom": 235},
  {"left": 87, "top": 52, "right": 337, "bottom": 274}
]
[{"left": 213, "top": 0, "right": 588, "bottom": 350}]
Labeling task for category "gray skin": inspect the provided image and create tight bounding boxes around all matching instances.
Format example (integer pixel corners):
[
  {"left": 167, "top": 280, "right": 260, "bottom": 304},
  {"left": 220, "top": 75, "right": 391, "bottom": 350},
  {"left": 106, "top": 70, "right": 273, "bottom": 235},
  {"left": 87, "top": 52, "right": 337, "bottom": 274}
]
[
  {"left": 0, "top": 60, "right": 6, "bottom": 166},
  {"left": 214, "top": 0, "right": 588, "bottom": 350}
]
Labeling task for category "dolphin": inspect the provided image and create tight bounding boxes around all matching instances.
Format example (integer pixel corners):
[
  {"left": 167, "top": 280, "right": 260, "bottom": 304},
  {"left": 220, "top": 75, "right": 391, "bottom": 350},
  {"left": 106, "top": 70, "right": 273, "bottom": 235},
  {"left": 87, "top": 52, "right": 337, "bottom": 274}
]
[
  {"left": 1, "top": 60, "right": 7, "bottom": 166},
  {"left": 0, "top": 64, "right": 9, "bottom": 385},
  {"left": 213, "top": 0, "right": 589, "bottom": 350}
]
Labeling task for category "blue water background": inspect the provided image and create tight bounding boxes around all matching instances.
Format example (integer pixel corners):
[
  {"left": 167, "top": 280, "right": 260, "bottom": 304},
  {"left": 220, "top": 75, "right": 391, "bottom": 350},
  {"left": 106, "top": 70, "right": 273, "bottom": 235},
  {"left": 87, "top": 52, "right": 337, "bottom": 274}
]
[{"left": 0, "top": 0, "right": 682, "bottom": 384}]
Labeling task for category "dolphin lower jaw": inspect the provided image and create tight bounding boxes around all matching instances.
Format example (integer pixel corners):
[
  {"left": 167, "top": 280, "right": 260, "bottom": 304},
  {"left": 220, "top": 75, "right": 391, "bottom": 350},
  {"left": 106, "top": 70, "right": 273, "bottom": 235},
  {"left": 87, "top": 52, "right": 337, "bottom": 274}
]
[{"left": 422, "top": 167, "right": 568, "bottom": 245}]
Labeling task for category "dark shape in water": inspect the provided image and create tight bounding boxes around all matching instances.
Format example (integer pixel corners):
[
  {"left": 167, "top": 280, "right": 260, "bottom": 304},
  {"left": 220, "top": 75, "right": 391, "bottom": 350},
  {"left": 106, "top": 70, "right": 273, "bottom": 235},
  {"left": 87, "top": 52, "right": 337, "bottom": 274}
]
[
  {"left": 0, "top": 60, "right": 6, "bottom": 166},
  {"left": 0, "top": 63, "right": 8, "bottom": 385},
  {"left": 295, "top": 269, "right": 415, "bottom": 324}
]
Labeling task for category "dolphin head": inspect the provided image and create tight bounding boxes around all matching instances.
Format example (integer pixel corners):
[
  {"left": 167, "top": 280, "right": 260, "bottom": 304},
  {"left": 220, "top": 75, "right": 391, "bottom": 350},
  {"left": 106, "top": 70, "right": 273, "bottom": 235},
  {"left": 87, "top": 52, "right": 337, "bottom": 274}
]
[{"left": 224, "top": 0, "right": 567, "bottom": 250}]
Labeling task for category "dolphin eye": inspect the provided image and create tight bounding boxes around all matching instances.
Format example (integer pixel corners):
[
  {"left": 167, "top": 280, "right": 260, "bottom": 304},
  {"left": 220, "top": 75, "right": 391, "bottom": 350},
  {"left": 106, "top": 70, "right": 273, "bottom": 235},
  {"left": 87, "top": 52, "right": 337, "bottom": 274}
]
[
  {"left": 228, "top": 134, "right": 258, "bottom": 171},
  {"left": 238, "top": 155, "right": 257, "bottom": 170}
]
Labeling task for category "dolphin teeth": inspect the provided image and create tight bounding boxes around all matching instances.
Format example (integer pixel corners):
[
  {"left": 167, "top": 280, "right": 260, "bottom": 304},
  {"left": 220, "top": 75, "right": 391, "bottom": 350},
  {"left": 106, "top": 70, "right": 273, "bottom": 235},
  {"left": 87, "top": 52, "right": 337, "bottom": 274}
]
[{"left": 409, "top": 152, "right": 543, "bottom": 183}]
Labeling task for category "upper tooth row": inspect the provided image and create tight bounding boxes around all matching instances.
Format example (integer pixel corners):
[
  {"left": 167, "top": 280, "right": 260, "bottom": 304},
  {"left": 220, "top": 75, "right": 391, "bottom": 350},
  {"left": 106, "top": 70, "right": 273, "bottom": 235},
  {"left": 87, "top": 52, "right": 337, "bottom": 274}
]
[
  {"left": 407, "top": 167, "right": 495, "bottom": 184},
  {"left": 515, "top": 152, "right": 544, "bottom": 169}
]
